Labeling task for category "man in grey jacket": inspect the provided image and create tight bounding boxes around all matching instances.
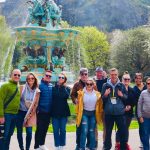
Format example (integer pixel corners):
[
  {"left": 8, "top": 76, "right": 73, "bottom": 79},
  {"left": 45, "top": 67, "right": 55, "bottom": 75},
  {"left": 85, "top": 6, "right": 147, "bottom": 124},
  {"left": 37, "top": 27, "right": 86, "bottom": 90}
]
[
  {"left": 101, "top": 68, "right": 127, "bottom": 150},
  {"left": 138, "top": 77, "right": 150, "bottom": 150}
]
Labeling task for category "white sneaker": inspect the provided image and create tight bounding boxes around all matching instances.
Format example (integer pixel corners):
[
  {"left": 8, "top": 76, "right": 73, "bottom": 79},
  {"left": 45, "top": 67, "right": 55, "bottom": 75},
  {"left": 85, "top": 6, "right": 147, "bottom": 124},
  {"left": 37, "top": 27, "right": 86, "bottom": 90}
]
[
  {"left": 59, "top": 146, "right": 64, "bottom": 150},
  {"left": 39, "top": 145, "right": 49, "bottom": 150},
  {"left": 55, "top": 147, "right": 59, "bottom": 150}
]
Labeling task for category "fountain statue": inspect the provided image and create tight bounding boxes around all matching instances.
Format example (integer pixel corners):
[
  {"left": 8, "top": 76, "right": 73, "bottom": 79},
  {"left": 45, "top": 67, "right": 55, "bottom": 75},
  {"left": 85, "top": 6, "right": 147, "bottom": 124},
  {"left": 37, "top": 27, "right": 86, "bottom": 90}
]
[{"left": 14, "top": 0, "right": 79, "bottom": 83}]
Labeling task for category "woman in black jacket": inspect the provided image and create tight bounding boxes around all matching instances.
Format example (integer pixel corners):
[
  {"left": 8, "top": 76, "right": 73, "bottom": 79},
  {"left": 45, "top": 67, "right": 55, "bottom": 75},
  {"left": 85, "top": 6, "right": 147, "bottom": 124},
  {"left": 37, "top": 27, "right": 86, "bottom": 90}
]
[
  {"left": 115, "top": 72, "right": 135, "bottom": 150},
  {"left": 51, "top": 72, "right": 70, "bottom": 150}
]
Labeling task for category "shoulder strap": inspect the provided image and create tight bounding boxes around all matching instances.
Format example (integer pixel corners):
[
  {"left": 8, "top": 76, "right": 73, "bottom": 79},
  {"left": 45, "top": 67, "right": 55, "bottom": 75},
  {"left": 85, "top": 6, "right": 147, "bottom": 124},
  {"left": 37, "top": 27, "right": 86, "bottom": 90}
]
[{"left": 4, "top": 87, "right": 18, "bottom": 109}]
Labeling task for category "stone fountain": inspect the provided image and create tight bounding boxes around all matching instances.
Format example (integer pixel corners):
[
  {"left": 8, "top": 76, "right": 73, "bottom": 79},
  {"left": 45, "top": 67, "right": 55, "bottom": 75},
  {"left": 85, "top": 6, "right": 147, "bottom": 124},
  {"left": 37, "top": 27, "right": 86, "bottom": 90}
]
[{"left": 14, "top": 0, "right": 79, "bottom": 83}]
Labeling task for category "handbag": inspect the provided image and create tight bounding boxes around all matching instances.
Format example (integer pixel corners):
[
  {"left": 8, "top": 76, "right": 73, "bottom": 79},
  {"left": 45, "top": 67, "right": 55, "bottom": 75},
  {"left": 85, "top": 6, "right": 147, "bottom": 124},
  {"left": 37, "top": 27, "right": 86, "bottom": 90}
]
[{"left": 0, "top": 124, "right": 4, "bottom": 139}]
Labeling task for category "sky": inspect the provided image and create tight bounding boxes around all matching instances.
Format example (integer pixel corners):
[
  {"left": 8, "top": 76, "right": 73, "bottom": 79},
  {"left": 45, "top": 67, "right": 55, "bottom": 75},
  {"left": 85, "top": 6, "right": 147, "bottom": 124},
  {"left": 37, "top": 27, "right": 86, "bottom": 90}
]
[{"left": 0, "top": 0, "right": 5, "bottom": 3}]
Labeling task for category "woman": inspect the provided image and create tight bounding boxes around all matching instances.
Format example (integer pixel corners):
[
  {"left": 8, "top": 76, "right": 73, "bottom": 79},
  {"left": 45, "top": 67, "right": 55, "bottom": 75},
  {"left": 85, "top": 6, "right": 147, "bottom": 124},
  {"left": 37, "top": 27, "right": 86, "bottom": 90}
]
[
  {"left": 51, "top": 73, "right": 71, "bottom": 150},
  {"left": 16, "top": 73, "right": 40, "bottom": 150},
  {"left": 76, "top": 78, "right": 103, "bottom": 150},
  {"left": 115, "top": 72, "right": 135, "bottom": 150}
]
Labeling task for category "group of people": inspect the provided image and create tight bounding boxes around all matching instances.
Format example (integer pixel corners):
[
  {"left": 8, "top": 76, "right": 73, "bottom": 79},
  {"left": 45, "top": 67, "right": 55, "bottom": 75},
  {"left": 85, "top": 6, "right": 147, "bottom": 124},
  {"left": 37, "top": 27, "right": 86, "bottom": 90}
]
[{"left": 0, "top": 67, "right": 150, "bottom": 150}]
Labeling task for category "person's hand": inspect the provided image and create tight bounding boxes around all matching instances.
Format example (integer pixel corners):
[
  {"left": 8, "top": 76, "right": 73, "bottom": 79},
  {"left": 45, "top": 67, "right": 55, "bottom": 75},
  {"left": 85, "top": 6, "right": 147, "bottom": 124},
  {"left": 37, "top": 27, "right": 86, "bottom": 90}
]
[
  {"left": 125, "top": 105, "right": 131, "bottom": 111},
  {"left": 75, "top": 99, "right": 78, "bottom": 104},
  {"left": 118, "top": 90, "right": 123, "bottom": 97},
  {"left": 104, "top": 88, "right": 111, "bottom": 97},
  {"left": 139, "top": 117, "right": 144, "bottom": 123},
  {"left": 0, "top": 117, "right": 5, "bottom": 124}
]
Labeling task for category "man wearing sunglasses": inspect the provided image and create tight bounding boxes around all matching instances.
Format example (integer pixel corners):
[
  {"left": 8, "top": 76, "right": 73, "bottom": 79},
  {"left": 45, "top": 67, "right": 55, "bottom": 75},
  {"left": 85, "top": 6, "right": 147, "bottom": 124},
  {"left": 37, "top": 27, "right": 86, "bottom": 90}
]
[
  {"left": 0, "top": 69, "right": 21, "bottom": 150},
  {"left": 34, "top": 70, "right": 53, "bottom": 150}
]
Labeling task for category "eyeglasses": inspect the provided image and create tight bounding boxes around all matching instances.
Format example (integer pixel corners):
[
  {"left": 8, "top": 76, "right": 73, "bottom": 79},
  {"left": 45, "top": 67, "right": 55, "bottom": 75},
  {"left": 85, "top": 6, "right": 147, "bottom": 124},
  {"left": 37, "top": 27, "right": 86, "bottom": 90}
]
[
  {"left": 14, "top": 74, "right": 21, "bottom": 77},
  {"left": 45, "top": 74, "right": 52, "bottom": 78},
  {"left": 124, "top": 78, "right": 130, "bottom": 81},
  {"left": 27, "top": 77, "right": 35, "bottom": 81},
  {"left": 59, "top": 76, "right": 65, "bottom": 79},
  {"left": 81, "top": 73, "right": 88, "bottom": 76},
  {"left": 147, "top": 83, "right": 150, "bottom": 85},
  {"left": 86, "top": 83, "right": 93, "bottom": 86}
]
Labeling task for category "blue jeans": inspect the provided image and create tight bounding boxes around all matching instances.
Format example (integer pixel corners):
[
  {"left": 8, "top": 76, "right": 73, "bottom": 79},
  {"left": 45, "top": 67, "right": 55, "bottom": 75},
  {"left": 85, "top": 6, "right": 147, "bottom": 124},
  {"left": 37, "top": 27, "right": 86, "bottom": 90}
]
[
  {"left": 80, "top": 114, "right": 96, "bottom": 150},
  {"left": 104, "top": 115, "right": 126, "bottom": 150},
  {"left": 52, "top": 117, "right": 67, "bottom": 147},
  {"left": 140, "top": 118, "right": 150, "bottom": 150},
  {"left": 16, "top": 110, "right": 32, "bottom": 150},
  {"left": 4, "top": 113, "right": 17, "bottom": 150}
]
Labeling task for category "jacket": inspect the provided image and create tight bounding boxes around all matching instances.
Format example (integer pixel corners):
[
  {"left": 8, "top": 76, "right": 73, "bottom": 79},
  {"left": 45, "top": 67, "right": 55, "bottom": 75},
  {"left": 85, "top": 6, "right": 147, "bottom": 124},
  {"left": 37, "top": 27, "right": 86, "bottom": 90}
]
[
  {"left": 0, "top": 80, "right": 20, "bottom": 117},
  {"left": 101, "top": 79, "right": 128, "bottom": 115},
  {"left": 20, "top": 85, "right": 40, "bottom": 127},
  {"left": 76, "top": 89, "right": 103, "bottom": 127},
  {"left": 51, "top": 84, "right": 71, "bottom": 118},
  {"left": 71, "top": 79, "right": 97, "bottom": 104},
  {"left": 38, "top": 79, "right": 52, "bottom": 113}
]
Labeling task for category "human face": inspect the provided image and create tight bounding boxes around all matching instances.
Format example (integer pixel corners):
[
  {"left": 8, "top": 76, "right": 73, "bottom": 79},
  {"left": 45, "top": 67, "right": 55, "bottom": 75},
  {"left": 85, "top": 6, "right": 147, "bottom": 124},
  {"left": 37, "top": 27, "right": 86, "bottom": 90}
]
[
  {"left": 135, "top": 75, "right": 143, "bottom": 86},
  {"left": 44, "top": 72, "right": 52, "bottom": 82},
  {"left": 11, "top": 69, "right": 21, "bottom": 83},
  {"left": 58, "top": 74, "right": 65, "bottom": 85},
  {"left": 80, "top": 72, "right": 88, "bottom": 82},
  {"left": 110, "top": 70, "right": 118, "bottom": 84},
  {"left": 122, "top": 75, "right": 130, "bottom": 86},
  {"left": 27, "top": 75, "right": 35, "bottom": 86},
  {"left": 146, "top": 81, "right": 150, "bottom": 91},
  {"left": 86, "top": 81, "right": 94, "bottom": 91},
  {"left": 96, "top": 71, "right": 103, "bottom": 80}
]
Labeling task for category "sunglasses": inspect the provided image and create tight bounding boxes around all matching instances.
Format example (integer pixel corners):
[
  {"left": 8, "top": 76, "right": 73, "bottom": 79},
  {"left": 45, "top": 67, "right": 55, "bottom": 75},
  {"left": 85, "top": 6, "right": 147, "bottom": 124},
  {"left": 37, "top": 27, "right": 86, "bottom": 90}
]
[
  {"left": 59, "top": 76, "right": 65, "bottom": 79},
  {"left": 86, "top": 83, "right": 93, "bottom": 86},
  {"left": 81, "top": 73, "right": 88, "bottom": 76},
  {"left": 45, "top": 74, "right": 52, "bottom": 78},
  {"left": 27, "top": 77, "right": 35, "bottom": 80},
  {"left": 124, "top": 78, "right": 130, "bottom": 81},
  {"left": 147, "top": 83, "right": 150, "bottom": 85},
  {"left": 14, "top": 74, "right": 21, "bottom": 77}
]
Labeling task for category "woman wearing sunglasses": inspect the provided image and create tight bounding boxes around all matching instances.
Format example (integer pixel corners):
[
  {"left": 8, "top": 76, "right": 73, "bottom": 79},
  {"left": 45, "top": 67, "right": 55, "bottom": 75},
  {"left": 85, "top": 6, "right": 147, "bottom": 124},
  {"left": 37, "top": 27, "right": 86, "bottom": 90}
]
[
  {"left": 115, "top": 72, "right": 135, "bottom": 150},
  {"left": 51, "top": 73, "right": 71, "bottom": 150},
  {"left": 16, "top": 73, "right": 40, "bottom": 150},
  {"left": 76, "top": 78, "right": 103, "bottom": 150}
]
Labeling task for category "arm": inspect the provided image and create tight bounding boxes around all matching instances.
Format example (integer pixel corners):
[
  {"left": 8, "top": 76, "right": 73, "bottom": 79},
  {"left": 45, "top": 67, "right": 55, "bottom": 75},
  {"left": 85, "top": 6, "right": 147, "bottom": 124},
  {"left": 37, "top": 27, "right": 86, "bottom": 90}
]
[
  {"left": 137, "top": 93, "right": 143, "bottom": 120},
  {"left": 70, "top": 83, "right": 78, "bottom": 104}
]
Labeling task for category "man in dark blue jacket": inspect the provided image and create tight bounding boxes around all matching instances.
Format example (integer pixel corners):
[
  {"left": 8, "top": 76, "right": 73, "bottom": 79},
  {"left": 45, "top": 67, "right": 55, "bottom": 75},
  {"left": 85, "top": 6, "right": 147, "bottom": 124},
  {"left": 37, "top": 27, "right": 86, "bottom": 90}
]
[
  {"left": 101, "top": 68, "right": 127, "bottom": 150},
  {"left": 34, "top": 70, "right": 53, "bottom": 150}
]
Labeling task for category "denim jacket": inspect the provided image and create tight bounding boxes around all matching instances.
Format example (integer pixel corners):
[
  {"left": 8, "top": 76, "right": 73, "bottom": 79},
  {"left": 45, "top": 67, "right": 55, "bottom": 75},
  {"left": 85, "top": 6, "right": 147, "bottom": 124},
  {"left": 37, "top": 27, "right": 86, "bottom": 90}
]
[{"left": 101, "top": 79, "right": 128, "bottom": 115}]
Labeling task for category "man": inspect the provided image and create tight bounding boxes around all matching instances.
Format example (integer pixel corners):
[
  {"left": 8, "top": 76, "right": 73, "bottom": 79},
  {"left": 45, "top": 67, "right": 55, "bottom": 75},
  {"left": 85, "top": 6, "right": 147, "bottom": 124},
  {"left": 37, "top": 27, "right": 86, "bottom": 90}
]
[
  {"left": 71, "top": 68, "right": 89, "bottom": 150},
  {"left": 133, "top": 73, "right": 147, "bottom": 148},
  {"left": 94, "top": 67, "right": 107, "bottom": 143},
  {"left": 94, "top": 67, "right": 107, "bottom": 93},
  {"left": 34, "top": 70, "right": 53, "bottom": 150},
  {"left": 0, "top": 69, "right": 21, "bottom": 150},
  {"left": 71, "top": 68, "right": 98, "bottom": 150},
  {"left": 138, "top": 77, "right": 150, "bottom": 150},
  {"left": 101, "top": 68, "right": 127, "bottom": 150}
]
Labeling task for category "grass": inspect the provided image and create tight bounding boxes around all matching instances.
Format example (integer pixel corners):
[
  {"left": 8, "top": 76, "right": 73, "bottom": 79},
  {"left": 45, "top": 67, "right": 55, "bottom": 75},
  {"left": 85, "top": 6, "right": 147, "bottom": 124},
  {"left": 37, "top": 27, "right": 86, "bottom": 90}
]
[{"left": 17, "top": 100, "right": 139, "bottom": 133}]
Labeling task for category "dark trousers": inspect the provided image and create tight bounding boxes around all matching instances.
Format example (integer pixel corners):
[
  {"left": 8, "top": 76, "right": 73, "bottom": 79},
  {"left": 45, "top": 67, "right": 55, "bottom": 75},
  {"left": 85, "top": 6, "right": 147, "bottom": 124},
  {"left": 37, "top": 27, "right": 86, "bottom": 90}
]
[
  {"left": 103, "top": 114, "right": 126, "bottom": 150},
  {"left": 16, "top": 110, "right": 32, "bottom": 150},
  {"left": 34, "top": 112, "right": 51, "bottom": 149},
  {"left": 116, "top": 115, "right": 132, "bottom": 143}
]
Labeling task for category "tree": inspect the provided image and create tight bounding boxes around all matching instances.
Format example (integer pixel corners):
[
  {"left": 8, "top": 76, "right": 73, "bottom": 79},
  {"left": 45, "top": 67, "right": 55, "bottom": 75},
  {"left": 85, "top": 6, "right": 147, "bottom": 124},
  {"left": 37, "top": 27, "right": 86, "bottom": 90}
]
[
  {"left": 110, "top": 27, "right": 150, "bottom": 76},
  {"left": 78, "top": 26, "right": 110, "bottom": 72}
]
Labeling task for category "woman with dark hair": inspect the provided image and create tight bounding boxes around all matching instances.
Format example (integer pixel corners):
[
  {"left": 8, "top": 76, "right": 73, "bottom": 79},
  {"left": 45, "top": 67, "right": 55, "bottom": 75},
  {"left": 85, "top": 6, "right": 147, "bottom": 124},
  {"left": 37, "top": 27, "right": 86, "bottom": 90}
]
[
  {"left": 16, "top": 73, "right": 40, "bottom": 150},
  {"left": 51, "top": 72, "right": 71, "bottom": 150}
]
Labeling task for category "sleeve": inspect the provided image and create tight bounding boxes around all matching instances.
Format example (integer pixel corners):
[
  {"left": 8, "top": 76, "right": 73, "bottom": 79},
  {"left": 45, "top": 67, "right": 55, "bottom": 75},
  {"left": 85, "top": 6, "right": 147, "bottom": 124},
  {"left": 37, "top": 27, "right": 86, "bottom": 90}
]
[
  {"left": 137, "top": 93, "right": 143, "bottom": 118},
  {"left": 0, "top": 84, "right": 7, "bottom": 117},
  {"left": 101, "top": 83, "right": 108, "bottom": 101},
  {"left": 70, "top": 83, "right": 78, "bottom": 104}
]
